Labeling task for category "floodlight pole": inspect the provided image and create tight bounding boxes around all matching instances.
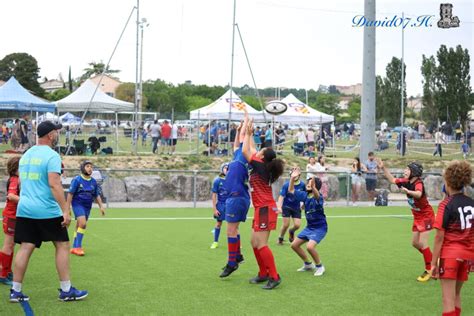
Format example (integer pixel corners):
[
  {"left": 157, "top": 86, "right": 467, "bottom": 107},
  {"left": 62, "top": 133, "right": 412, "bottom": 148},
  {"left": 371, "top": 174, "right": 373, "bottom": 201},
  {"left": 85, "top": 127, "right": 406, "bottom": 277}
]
[
  {"left": 133, "top": 0, "right": 140, "bottom": 154},
  {"left": 360, "top": 0, "right": 376, "bottom": 162},
  {"left": 228, "top": 0, "right": 237, "bottom": 146},
  {"left": 400, "top": 11, "right": 405, "bottom": 156}
]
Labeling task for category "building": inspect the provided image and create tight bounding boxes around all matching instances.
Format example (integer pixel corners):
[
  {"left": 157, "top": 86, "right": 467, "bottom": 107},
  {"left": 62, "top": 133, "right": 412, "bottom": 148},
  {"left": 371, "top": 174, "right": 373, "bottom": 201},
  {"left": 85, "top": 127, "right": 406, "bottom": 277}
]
[
  {"left": 40, "top": 79, "right": 65, "bottom": 93},
  {"left": 89, "top": 74, "right": 121, "bottom": 97},
  {"left": 335, "top": 83, "right": 362, "bottom": 96},
  {"left": 336, "top": 96, "right": 353, "bottom": 110}
]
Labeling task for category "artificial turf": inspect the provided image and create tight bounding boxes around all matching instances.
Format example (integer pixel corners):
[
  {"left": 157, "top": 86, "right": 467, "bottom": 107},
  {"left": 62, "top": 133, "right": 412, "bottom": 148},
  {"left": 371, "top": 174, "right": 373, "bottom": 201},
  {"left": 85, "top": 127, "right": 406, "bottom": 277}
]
[{"left": 0, "top": 206, "right": 472, "bottom": 315}]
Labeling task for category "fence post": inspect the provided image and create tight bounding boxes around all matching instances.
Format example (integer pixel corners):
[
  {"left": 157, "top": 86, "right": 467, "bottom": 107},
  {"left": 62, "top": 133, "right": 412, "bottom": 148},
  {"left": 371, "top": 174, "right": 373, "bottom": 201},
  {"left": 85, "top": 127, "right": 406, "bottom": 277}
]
[
  {"left": 193, "top": 170, "right": 198, "bottom": 208},
  {"left": 346, "top": 172, "right": 350, "bottom": 206}
]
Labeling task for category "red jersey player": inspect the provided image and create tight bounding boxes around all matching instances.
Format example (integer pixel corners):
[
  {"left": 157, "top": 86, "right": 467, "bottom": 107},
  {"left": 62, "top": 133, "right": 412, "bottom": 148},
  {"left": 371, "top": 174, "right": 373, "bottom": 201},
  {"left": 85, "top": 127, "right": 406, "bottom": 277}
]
[
  {"left": 431, "top": 161, "right": 474, "bottom": 316},
  {"left": 379, "top": 160, "right": 435, "bottom": 282},
  {"left": 242, "top": 119, "right": 285, "bottom": 290},
  {"left": 0, "top": 156, "right": 21, "bottom": 285}
]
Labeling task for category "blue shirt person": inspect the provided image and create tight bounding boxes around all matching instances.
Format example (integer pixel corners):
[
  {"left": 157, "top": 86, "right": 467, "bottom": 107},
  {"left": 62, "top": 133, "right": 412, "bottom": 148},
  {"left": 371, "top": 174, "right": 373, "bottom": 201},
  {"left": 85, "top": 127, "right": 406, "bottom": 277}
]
[
  {"left": 277, "top": 175, "right": 306, "bottom": 244},
  {"left": 210, "top": 163, "right": 229, "bottom": 248},
  {"left": 286, "top": 168, "right": 327, "bottom": 276}
]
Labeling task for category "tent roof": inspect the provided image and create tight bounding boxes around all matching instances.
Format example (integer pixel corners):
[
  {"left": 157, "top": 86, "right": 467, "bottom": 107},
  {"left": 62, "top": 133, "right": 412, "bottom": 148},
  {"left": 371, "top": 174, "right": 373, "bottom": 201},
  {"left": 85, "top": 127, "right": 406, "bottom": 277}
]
[
  {"left": 272, "top": 93, "right": 334, "bottom": 124},
  {"left": 190, "top": 89, "right": 264, "bottom": 121},
  {"left": 55, "top": 79, "right": 133, "bottom": 113},
  {"left": 0, "top": 77, "right": 55, "bottom": 112}
]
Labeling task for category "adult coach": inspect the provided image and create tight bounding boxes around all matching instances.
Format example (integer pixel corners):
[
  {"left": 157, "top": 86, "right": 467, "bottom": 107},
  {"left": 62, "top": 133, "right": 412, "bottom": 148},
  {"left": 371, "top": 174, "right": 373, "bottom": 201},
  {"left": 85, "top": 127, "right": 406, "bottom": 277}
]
[
  {"left": 10, "top": 121, "right": 87, "bottom": 303},
  {"left": 364, "top": 152, "right": 378, "bottom": 202}
]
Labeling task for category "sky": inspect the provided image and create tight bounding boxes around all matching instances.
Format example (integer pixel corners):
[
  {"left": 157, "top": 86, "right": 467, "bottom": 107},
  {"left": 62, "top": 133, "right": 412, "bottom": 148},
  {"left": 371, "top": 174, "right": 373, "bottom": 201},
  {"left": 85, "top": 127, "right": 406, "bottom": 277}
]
[{"left": 0, "top": 0, "right": 472, "bottom": 97}]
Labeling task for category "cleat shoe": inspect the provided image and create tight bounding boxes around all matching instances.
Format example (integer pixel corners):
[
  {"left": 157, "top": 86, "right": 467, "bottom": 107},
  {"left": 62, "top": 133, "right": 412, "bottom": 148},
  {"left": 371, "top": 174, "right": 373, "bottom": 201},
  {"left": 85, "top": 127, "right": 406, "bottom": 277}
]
[
  {"left": 0, "top": 276, "right": 12, "bottom": 286},
  {"left": 220, "top": 264, "right": 238, "bottom": 278},
  {"left": 9, "top": 289, "right": 29, "bottom": 302},
  {"left": 236, "top": 254, "right": 245, "bottom": 264},
  {"left": 210, "top": 242, "right": 219, "bottom": 249},
  {"left": 416, "top": 270, "right": 431, "bottom": 282},
  {"left": 297, "top": 263, "right": 315, "bottom": 272},
  {"left": 314, "top": 265, "right": 325, "bottom": 276},
  {"left": 277, "top": 237, "right": 284, "bottom": 245},
  {"left": 262, "top": 275, "right": 282, "bottom": 290},
  {"left": 70, "top": 248, "right": 85, "bottom": 256},
  {"left": 289, "top": 230, "right": 295, "bottom": 243},
  {"left": 58, "top": 287, "right": 88, "bottom": 301},
  {"left": 249, "top": 275, "right": 269, "bottom": 284}
]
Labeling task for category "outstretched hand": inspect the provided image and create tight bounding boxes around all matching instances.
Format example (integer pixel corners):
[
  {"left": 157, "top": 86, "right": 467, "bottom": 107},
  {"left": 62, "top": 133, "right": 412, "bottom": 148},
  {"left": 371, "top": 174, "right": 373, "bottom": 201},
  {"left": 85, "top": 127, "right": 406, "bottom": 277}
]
[
  {"left": 290, "top": 167, "right": 301, "bottom": 179},
  {"left": 246, "top": 118, "right": 254, "bottom": 135}
]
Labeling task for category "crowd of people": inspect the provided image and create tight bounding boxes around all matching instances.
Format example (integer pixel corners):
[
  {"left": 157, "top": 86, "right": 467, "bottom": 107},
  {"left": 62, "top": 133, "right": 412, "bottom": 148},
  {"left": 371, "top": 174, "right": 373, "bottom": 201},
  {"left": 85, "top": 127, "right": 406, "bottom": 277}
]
[{"left": 0, "top": 115, "right": 36, "bottom": 152}]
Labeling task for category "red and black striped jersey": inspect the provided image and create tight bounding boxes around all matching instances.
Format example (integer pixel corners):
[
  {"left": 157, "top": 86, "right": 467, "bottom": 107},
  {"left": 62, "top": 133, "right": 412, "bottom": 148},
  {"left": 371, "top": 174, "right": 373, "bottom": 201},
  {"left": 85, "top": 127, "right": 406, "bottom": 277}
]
[
  {"left": 434, "top": 194, "right": 474, "bottom": 260},
  {"left": 249, "top": 153, "right": 274, "bottom": 209}
]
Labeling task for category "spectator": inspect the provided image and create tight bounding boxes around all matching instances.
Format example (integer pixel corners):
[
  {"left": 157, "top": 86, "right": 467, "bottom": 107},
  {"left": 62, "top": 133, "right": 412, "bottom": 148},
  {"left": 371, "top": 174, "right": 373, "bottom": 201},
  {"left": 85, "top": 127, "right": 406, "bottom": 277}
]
[
  {"left": 259, "top": 127, "right": 266, "bottom": 148},
  {"left": 461, "top": 141, "right": 470, "bottom": 159},
  {"left": 348, "top": 123, "right": 355, "bottom": 141},
  {"left": 171, "top": 123, "right": 178, "bottom": 154},
  {"left": 454, "top": 120, "right": 462, "bottom": 142},
  {"left": 229, "top": 124, "right": 236, "bottom": 144},
  {"left": 351, "top": 157, "right": 366, "bottom": 206},
  {"left": 294, "top": 128, "right": 306, "bottom": 155},
  {"left": 148, "top": 120, "right": 161, "bottom": 154},
  {"left": 11, "top": 119, "right": 21, "bottom": 151},
  {"left": 397, "top": 131, "right": 407, "bottom": 156},
  {"left": 433, "top": 128, "right": 445, "bottom": 157},
  {"left": 380, "top": 120, "right": 388, "bottom": 133},
  {"left": 364, "top": 152, "right": 378, "bottom": 202},
  {"left": 315, "top": 156, "right": 329, "bottom": 199},
  {"left": 418, "top": 122, "right": 426, "bottom": 139},
  {"left": 253, "top": 127, "right": 262, "bottom": 150},
  {"left": 443, "top": 122, "right": 453, "bottom": 142},
  {"left": 160, "top": 120, "right": 171, "bottom": 154},
  {"left": 65, "top": 126, "right": 71, "bottom": 147},
  {"left": 2, "top": 122, "right": 9, "bottom": 144},
  {"left": 317, "top": 137, "right": 326, "bottom": 155},
  {"left": 275, "top": 125, "right": 285, "bottom": 151},
  {"left": 306, "top": 128, "right": 315, "bottom": 148},
  {"left": 264, "top": 125, "right": 272, "bottom": 148},
  {"left": 306, "top": 156, "right": 318, "bottom": 180},
  {"left": 19, "top": 115, "right": 29, "bottom": 151}
]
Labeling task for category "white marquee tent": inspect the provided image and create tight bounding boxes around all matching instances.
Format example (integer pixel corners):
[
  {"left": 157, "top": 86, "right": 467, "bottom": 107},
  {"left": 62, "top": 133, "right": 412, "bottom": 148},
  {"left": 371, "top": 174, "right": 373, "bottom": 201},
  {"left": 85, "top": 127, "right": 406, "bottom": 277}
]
[
  {"left": 272, "top": 93, "right": 334, "bottom": 124},
  {"left": 190, "top": 89, "right": 264, "bottom": 121},
  {"left": 55, "top": 79, "right": 133, "bottom": 113}
]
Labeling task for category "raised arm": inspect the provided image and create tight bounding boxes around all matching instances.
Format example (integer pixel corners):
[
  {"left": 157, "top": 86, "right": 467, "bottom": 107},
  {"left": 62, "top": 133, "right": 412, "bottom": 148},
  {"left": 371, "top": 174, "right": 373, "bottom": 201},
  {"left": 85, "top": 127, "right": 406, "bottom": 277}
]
[
  {"left": 242, "top": 118, "right": 257, "bottom": 162},
  {"left": 288, "top": 168, "right": 301, "bottom": 194},
  {"left": 377, "top": 159, "right": 396, "bottom": 184},
  {"left": 234, "top": 121, "right": 243, "bottom": 151},
  {"left": 239, "top": 107, "right": 249, "bottom": 144}
]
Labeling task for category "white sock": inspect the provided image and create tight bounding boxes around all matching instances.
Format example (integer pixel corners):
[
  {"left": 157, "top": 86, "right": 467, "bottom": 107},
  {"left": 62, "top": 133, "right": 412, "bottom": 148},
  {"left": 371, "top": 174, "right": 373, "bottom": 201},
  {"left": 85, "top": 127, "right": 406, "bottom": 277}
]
[
  {"left": 60, "top": 280, "right": 71, "bottom": 292},
  {"left": 12, "top": 282, "right": 22, "bottom": 292}
]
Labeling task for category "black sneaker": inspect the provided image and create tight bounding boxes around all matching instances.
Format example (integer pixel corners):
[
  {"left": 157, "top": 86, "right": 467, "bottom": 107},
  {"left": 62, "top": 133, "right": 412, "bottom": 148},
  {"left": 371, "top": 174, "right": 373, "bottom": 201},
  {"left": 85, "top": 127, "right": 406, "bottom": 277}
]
[
  {"left": 236, "top": 254, "right": 245, "bottom": 264},
  {"left": 262, "top": 275, "right": 282, "bottom": 290},
  {"left": 249, "top": 275, "right": 269, "bottom": 284},
  {"left": 277, "top": 237, "right": 284, "bottom": 245},
  {"left": 289, "top": 230, "right": 295, "bottom": 243},
  {"left": 220, "top": 264, "right": 239, "bottom": 278}
]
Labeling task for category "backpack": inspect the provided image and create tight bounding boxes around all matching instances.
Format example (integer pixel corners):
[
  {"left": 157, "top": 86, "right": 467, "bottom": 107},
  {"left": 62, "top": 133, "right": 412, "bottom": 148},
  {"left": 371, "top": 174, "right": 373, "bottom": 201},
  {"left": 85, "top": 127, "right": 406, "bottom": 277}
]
[{"left": 375, "top": 189, "right": 389, "bottom": 206}]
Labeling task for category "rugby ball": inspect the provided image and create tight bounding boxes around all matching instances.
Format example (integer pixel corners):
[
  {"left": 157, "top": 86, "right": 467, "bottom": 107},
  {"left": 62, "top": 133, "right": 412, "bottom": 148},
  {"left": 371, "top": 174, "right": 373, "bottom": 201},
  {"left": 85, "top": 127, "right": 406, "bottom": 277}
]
[{"left": 265, "top": 101, "right": 288, "bottom": 115}]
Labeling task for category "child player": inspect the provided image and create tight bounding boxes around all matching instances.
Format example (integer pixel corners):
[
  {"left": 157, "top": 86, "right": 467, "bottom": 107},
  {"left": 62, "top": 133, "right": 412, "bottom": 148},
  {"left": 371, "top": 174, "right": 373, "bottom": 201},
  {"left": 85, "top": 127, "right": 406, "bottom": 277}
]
[
  {"left": 379, "top": 160, "right": 435, "bottom": 282},
  {"left": 242, "top": 118, "right": 285, "bottom": 290},
  {"left": 0, "top": 156, "right": 21, "bottom": 285},
  {"left": 287, "top": 168, "right": 327, "bottom": 276},
  {"left": 431, "top": 161, "right": 474, "bottom": 316},
  {"left": 277, "top": 169, "right": 305, "bottom": 245},
  {"left": 210, "top": 163, "right": 229, "bottom": 249},
  {"left": 67, "top": 160, "right": 105, "bottom": 256},
  {"left": 219, "top": 118, "right": 248, "bottom": 278}
]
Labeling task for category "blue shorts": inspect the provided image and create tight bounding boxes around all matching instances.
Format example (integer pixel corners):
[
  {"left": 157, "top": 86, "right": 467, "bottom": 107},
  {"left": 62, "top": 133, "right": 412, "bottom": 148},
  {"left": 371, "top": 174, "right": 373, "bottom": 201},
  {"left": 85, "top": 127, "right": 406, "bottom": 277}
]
[
  {"left": 161, "top": 138, "right": 170, "bottom": 145},
  {"left": 72, "top": 204, "right": 91, "bottom": 220},
  {"left": 282, "top": 206, "right": 302, "bottom": 219},
  {"left": 297, "top": 227, "right": 327, "bottom": 244},
  {"left": 214, "top": 203, "right": 226, "bottom": 222},
  {"left": 225, "top": 197, "right": 250, "bottom": 223}
]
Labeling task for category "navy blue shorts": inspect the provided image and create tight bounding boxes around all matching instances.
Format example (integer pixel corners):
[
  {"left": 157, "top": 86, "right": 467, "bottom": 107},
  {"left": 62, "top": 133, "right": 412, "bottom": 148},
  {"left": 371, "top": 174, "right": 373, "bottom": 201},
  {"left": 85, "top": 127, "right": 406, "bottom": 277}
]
[
  {"left": 365, "top": 179, "right": 377, "bottom": 191},
  {"left": 297, "top": 227, "right": 327, "bottom": 244},
  {"left": 72, "top": 204, "right": 91, "bottom": 220},
  {"left": 214, "top": 203, "right": 226, "bottom": 222},
  {"left": 282, "top": 206, "right": 302, "bottom": 219},
  {"left": 225, "top": 197, "right": 250, "bottom": 223}
]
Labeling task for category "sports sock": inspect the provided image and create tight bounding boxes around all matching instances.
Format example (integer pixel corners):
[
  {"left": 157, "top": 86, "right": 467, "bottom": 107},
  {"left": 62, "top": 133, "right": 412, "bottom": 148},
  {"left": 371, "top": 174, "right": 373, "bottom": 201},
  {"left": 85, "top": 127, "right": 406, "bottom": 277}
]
[
  {"left": 316, "top": 262, "right": 323, "bottom": 268},
  {"left": 72, "top": 231, "right": 78, "bottom": 248},
  {"left": 258, "top": 246, "right": 279, "bottom": 280},
  {"left": 60, "top": 280, "right": 71, "bottom": 292},
  {"left": 214, "top": 227, "right": 221, "bottom": 243},
  {"left": 455, "top": 307, "right": 461, "bottom": 316},
  {"left": 304, "top": 261, "right": 312, "bottom": 266},
  {"left": 12, "top": 281, "right": 22, "bottom": 292},
  {"left": 237, "top": 234, "right": 241, "bottom": 256},
  {"left": 3, "top": 252, "right": 13, "bottom": 277},
  {"left": 227, "top": 237, "right": 239, "bottom": 267},
  {"left": 419, "top": 247, "right": 432, "bottom": 270},
  {"left": 7, "top": 250, "right": 13, "bottom": 275},
  {"left": 75, "top": 227, "right": 86, "bottom": 248},
  {"left": 0, "top": 251, "right": 6, "bottom": 277},
  {"left": 442, "top": 311, "right": 457, "bottom": 316},
  {"left": 253, "top": 247, "right": 267, "bottom": 277}
]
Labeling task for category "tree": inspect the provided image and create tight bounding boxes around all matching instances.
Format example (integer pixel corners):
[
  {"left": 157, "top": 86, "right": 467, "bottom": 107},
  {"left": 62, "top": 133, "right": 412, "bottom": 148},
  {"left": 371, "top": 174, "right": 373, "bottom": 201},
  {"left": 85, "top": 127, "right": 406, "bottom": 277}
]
[
  {"left": 46, "top": 88, "right": 71, "bottom": 101},
  {"left": 116, "top": 82, "right": 148, "bottom": 108},
  {"left": 378, "top": 57, "right": 407, "bottom": 126},
  {"left": 0, "top": 52, "right": 44, "bottom": 96},
  {"left": 313, "top": 93, "right": 340, "bottom": 118},
  {"left": 375, "top": 75, "right": 385, "bottom": 122},
  {"left": 347, "top": 97, "right": 361, "bottom": 122},
  {"left": 420, "top": 55, "right": 438, "bottom": 123},
  {"left": 328, "top": 85, "right": 340, "bottom": 95},
  {"left": 81, "top": 61, "right": 120, "bottom": 80},
  {"left": 434, "top": 45, "right": 471, "bottom": 122},
  {"left": 184, "top": 95, "right": 213, "bottom": 111}
]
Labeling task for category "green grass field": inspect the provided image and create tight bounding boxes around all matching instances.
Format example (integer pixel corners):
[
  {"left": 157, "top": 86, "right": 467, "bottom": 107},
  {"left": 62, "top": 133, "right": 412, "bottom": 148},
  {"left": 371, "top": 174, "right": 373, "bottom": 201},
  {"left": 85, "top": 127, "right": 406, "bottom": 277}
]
[{"left": 1, "top": 206, "right": 473, "bottom": 315}]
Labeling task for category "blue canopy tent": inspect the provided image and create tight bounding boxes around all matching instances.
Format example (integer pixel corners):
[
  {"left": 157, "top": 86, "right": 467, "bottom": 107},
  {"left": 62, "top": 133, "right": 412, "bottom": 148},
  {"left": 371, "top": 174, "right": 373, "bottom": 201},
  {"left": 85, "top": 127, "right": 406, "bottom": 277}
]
[{"left": 0, "top": 77, "right": 55, "bottom": 112}]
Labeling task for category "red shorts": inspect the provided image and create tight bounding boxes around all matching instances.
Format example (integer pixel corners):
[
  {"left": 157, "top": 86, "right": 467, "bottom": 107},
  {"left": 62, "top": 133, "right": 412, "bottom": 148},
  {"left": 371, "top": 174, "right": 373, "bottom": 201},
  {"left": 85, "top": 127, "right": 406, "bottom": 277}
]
[
  {"left": 2, "top": 216, "right": 16, "bottom": 236},
  {"left": 439, "top": 258, "right": 470, "bottom": 281},
  {"left": 252, "top": 204, "right": 278, "bottom": 232},
  {"left": 412, "top": 217, "right": 434, "bottom": 232}
]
